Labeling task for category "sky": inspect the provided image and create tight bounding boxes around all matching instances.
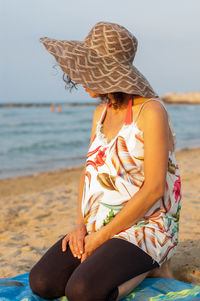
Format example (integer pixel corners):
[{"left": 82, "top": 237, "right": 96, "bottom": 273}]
[{"left": 0, "top": 0, "right": 200, "bottom": 103}]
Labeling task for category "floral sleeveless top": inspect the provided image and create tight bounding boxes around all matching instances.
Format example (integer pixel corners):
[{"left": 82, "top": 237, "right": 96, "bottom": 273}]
[{"left": 81, "top": 97, "right": 181, "bottom": 265}]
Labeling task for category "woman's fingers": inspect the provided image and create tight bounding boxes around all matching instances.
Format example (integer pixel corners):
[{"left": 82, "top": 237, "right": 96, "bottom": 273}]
[
  {"left": 71, "top": 236, "right": 83, "bottom": 259},
  {"left": 62, "top": 234, "right": 78, "bottom": 257},
  {"left": 61, "top": 228, "right": 86, "bottom": 259},
  {"left": 77, "top": 237, "right": 84, "bottom": 256},
  {"left": 69, "top": 235, "right": 76, "bottom": 257},
  {"left": 69, "top": 236, "right": 79, "bottom": 259},
  {"left": 72, "top": 237, "right": 79, "bottom": 258},
  {"left": 81, "top": 252, "right": 88, "bottom": 263},
  {"left": 73, "top": 237, "right": 84, "bottom": 259},
  {"left": 62, "top": 235, "right": 69, "bottom": 252}
]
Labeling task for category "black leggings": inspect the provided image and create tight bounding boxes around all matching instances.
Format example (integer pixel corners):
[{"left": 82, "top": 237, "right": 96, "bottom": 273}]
[{"left": 29, "top": 236, "right": 159, "bottom": 301}]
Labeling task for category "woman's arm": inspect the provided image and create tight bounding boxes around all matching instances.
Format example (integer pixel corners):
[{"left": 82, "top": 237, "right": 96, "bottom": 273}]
[
  {"left": 75, "top": 104, "right": 105, "bottom": 221},
  {"left": 75, "top": 166, "right": 86, "bottom": 225},
  {"left": 75, "top": 103, "right": 106, "bottom": 224},
  {"left": 102, "top": 101, "right": 169, "bottom": 238},
  {"left": 62, "top": 103, "right": 106, "bottom": 257},
  {"left": 82, "top": 101, "right": 170, "bottom": 261}
]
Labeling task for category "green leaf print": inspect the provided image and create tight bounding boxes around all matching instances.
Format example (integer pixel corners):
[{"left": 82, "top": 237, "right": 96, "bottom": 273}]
[
  {"left": 167, "top": 216, "right": 172, "bottom": 228},
  {"left": 103, "top": 209, "right": 115, "bottom": 226},
  {"left": 100, "top": 201, "right": 124, "bottom": 211},
  {"left": 172, "top": 204, "right": 181, "bottom": 222},
  {"left": 172, "top": 223, "right": 179, "bottom": 234},
  {"left": 133, "top": 220, "right": 149, "bottom": 228}
]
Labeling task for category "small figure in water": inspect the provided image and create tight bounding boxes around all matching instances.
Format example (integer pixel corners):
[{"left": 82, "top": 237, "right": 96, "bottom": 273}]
[
  {"left": 50, "top": 104, "right": 55, "bottom": 112},
  {"left": 57, "top": 105, "right": 62, "bottom": 112}
]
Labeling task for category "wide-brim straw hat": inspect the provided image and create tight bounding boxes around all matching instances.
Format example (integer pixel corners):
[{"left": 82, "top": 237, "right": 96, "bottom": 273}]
[{"left": 40, "top": 21, "right": 158, "bottom": 98}]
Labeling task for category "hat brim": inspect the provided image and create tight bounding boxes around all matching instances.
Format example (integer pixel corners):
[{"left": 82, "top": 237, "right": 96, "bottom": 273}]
[{"left": 40, "top": 37, "right": 158, "bottom": 98}]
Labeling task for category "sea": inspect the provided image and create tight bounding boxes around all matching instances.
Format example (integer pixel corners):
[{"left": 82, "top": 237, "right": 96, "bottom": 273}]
[{"left": 0, "top": 102, "right": 200, "bottom": 180}]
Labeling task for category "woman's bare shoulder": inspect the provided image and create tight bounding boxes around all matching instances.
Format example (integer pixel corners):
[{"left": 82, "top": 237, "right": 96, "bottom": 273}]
[
  {"left": 137, "top": 99, "right": 168, "bottom": 131},
  {"left": 93, "top": 102, "right": 107, "bottom": 122},
  {"left": 142, "top": 98, "right": 166, "bottom": 113}
]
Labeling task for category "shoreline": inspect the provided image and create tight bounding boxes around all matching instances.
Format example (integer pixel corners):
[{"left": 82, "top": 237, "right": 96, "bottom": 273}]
[
  {"left": 0, "top": 147, "right": 200, "bottom": 285},
  {"left": 0, "top": 163, "right": 84, "bottom": 184}
]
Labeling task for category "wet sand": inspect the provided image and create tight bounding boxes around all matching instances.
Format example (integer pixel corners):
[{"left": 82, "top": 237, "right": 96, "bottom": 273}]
[{"left": 0, "top": 148, "right": 200, "bottom": 285}]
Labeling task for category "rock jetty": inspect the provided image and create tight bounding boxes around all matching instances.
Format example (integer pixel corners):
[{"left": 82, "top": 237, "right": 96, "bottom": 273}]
[{"left": 162, "top": 92, "right": 200, "bottom": 104}]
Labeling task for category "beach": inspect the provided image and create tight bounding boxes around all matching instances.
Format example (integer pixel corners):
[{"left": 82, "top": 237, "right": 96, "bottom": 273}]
[{"left": 0, "top": 147, "right": 200, "bottom": 285}]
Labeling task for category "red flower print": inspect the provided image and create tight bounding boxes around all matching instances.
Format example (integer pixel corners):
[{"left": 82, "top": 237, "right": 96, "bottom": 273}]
[
  {"left": 173, "top": 175, "right": 181, "bottom": 203},
  {"left": 86, "top": 147, "right": 107, "bottom": 171},
  {"left": 94, "top": 147, "right": 107, "bottom": 169},
  {"left": 87, "top": 145, "right": 101, "bottom": 159}
]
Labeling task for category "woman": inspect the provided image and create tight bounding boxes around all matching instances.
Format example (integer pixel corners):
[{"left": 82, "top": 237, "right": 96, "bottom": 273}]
[{"left": 29, "top": 22, "right": 181, "bottom": 300}]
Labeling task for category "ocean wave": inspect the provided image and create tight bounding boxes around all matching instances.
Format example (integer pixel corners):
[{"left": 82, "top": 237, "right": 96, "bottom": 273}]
[
  {"left": 0, "top": 128, "right": 89, "bottom": 136},
  {"left": 1, "top": 139, "right": 89, "bottom": 155}
]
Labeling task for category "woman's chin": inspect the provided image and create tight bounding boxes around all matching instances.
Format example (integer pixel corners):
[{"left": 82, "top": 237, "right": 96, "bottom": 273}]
[{"left": 90, "top": 94, "right": 99, "bottom": 98}]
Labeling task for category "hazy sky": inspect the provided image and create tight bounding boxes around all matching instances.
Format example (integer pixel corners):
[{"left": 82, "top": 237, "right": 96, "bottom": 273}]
[{"left": 1, "top": 0, "right": 200, "bottom": 103}]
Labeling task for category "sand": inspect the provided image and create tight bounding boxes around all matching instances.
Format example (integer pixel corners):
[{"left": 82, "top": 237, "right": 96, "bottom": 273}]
[{"left": 0, "top": 148, "right": 200, "bottom": 285}]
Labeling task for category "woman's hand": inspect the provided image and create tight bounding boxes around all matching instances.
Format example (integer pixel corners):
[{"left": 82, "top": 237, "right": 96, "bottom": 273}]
[
  {"left": 62, "top": 223, "right": 87, "bottom": 259},
  {"left": 81, "top": 230, "right": 108, "bottom": 263}
]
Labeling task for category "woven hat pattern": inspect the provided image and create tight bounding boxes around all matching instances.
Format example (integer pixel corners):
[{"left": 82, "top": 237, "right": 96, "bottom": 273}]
[
  {"left": 40, "top": 22, "right": 158, "bottom": 97},
  {"left": 83, "top": 22, "right": 137, "bottom": 64}
]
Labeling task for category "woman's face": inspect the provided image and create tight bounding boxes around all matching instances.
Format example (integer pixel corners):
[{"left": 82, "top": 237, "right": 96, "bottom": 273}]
[{"left": 84, "top": 86, "right": 100, "bottom": 98}]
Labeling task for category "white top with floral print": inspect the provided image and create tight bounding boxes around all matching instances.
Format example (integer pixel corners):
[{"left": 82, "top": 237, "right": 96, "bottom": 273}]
[{"left": 82, "top": 98, "right": 181, "bottom": 265}]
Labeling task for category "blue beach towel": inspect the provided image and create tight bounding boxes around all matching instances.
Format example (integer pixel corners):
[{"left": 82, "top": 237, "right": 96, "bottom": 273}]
[{"left": 0, "top": 273, "right": 200, "bottom": 301}]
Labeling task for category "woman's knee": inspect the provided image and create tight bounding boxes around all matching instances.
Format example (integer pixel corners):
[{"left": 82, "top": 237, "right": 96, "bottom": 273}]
[
  {"left": 65, "top": 275, "right": 117, "bottom": 301},
  {"left": 65, "top": 277, "right": 88, "bottom": 301},
  {"left": 29, "top": 264, "right": 56, "bottom": 299},
  {"left": 65, "top": 275, "right": 97, "bottom": 301}
]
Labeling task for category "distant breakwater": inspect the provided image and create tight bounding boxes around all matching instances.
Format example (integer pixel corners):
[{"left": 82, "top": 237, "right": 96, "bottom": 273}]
[
  {"left": 162, "top": 92, "right": 200, "bottom": 104},
  {"left": 0, "top": 102, "right": 97, "bottom": 108}
]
